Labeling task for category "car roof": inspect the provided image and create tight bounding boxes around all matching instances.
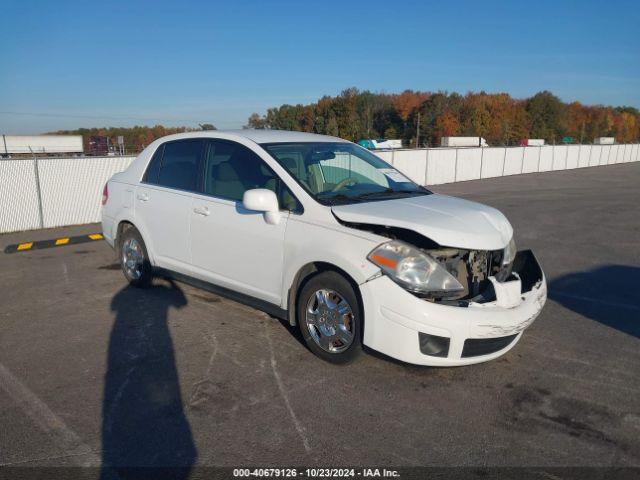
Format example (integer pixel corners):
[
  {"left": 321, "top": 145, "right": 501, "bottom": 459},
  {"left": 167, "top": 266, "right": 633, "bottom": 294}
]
[
  {"left": 153, "top": 129, "right": 349, "bottom": 145},
  {"left": 121, "top": 129, "right": 351, "bottom": 184}
]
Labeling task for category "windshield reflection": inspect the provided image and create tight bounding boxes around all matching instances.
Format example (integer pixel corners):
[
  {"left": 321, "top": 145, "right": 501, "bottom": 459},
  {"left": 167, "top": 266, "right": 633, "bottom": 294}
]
[{"left": 261, "top": 142, "right": 430, "bottom": 205}]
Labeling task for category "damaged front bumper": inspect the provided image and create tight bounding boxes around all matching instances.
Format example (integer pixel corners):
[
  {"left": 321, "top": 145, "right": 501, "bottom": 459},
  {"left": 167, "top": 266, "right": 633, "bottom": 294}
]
[{"left": 360, "top": 250, "right": 547, "bottom": 366}]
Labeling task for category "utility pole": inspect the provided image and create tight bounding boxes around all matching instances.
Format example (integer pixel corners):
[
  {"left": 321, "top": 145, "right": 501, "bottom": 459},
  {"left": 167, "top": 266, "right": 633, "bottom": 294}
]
[{"left": 416, "top": 112, "right": 421, "bottom": 148}]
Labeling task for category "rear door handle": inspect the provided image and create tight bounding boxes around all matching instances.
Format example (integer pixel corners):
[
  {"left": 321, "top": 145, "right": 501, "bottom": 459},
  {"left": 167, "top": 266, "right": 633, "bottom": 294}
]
[
  {"left": 137, "top": 193, "right": 149, "bottom": 202},
  {"left": 193, "top": 206, "right": 210, "bottom": 216}
]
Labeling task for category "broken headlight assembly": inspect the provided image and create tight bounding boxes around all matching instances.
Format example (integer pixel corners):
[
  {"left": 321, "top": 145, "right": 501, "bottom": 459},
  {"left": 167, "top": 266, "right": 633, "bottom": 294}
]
[
  {"left": 502, "top": 237, "right": 516, "bottom": 269},
  {"left": 495, "top": 236, "right": 516, "bottom": 282},
  {"left": 368, "top": 240, "right": 464, "bottom": 297}
]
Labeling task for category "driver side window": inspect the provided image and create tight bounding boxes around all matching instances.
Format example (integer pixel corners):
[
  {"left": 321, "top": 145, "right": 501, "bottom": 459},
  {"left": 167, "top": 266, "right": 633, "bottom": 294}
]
[{"left": 203, "top": 140, "right": 302, "bottom": 213}]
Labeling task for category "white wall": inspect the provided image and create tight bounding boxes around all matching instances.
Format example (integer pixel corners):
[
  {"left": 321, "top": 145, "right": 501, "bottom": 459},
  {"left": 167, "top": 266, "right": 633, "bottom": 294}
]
[
  {"left": 480, "top": 148, "right": 504, "bottom": 179},
  {"left": 455, "top": 147, "right": 482, "bottom": 182},
  {"left": 393, "top": 149, "right": 429, "bottom": 184},
  {"left": 379, "top": 144, "right": 640, "bottom": 188},
  {"left": 427, "top": 148, "right": 457, "bottom": 184},
  {"left": 503, "top": 147, "right": 525, "bottom": 175},
  {"left": 1, "top": 144, "right": 639, "bottom": 234}
]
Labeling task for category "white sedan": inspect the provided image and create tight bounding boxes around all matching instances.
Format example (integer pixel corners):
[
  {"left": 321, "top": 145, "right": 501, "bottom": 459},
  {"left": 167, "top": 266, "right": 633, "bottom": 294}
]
[{"left": 101, "top": 130, "right": 546, "bottom": 366}]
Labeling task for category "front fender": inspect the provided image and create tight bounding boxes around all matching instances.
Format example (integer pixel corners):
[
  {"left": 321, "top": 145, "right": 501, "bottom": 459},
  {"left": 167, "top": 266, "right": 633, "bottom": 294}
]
[{"left": 281, "top": 217, "right": 383, "bottom": 311}]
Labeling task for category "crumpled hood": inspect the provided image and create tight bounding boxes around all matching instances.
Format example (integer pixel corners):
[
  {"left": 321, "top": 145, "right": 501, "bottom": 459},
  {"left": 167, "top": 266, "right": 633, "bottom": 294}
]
[{"left": 332, "top": 194, "right": 513, "bottom": 251}]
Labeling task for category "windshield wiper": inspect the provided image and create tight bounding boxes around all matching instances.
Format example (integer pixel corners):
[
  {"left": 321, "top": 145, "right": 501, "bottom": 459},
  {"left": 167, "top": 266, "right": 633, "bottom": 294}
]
[
  {"left": 317, "top": 187, "right": 428, "bottom": 205},
  {"left": 353, "top": 188, "right": 426, "bottom": 200},
  {"left": 316, "top": 193, "right": 363, "bottom": 205}
]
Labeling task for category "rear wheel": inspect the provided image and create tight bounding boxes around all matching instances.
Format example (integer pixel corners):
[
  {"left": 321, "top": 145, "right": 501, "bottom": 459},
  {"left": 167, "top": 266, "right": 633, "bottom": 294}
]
[
  {"left": 297, "top": 271, "right": 362, "bottom": 364},
  {"left": 118, "top": 226, "right": 152, "bottom": 287}
]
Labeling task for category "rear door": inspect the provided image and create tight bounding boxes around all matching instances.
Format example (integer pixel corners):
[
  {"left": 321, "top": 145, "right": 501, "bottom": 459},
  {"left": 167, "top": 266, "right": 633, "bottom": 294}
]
[
  {"left": 190, "top": 139, "right": 301, "bottom": 305},
  {"left": 135, "top": 138, "right": 205, "bottom": 273}
]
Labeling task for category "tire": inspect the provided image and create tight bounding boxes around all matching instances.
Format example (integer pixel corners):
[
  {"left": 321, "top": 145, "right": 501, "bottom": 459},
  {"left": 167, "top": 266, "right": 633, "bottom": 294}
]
[
  {"left": 297, "top": 271, "right": 362, "bottom": 364},
  {"left": 118, "top": 225, "right": 153, "bottom": 288}
]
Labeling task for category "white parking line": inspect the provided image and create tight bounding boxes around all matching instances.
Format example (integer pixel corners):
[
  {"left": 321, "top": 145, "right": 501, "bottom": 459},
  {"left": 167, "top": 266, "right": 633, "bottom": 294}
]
[
  {"left": 264, "top": 324, "right": 312, "bottom": 453},
  {"left": 0, "top": 363, "right": 100, "bottom": 467}
]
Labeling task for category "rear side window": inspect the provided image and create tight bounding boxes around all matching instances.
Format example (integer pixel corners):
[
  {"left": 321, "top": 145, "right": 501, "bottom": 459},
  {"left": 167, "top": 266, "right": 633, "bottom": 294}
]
[
  {"left": 155, "top": 139, "right": 204, "bottom": 191},
  {"left": 143, "top": 144, "right": 164, "bottom": 183}
]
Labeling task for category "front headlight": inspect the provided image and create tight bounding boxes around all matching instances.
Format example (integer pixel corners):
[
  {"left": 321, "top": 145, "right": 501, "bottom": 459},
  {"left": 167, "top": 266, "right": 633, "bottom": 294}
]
[{"left": 367, "top": 240, "right": 464, "bottom": 296}]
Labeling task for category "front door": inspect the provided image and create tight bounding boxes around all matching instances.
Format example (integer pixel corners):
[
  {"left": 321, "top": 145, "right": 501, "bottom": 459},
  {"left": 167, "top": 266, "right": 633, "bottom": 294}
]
[{"left": 190, "top": 140, "right": 299, "bottom": 305}]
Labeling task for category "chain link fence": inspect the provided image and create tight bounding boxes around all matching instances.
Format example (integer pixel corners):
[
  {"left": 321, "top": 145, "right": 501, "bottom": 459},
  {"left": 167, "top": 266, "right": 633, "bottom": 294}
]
[{"left": 0, "top": 155, "right": 135, "bottom": 233}]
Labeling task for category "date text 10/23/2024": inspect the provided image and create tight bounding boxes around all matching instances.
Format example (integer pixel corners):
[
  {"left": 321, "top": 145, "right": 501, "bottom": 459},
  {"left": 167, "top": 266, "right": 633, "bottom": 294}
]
[{"left": 233, "top": 468, "right": 400, "bottom": 478}]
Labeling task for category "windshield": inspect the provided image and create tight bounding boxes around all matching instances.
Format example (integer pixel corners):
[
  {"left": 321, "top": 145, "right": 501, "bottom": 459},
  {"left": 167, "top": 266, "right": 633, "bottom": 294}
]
[{"left": 261, "top": 142, "right": 430, "bottom": 205}]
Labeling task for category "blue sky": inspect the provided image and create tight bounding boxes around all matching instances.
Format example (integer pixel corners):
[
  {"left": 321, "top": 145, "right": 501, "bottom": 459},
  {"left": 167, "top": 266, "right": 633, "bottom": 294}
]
[{"left": 1, "top": 0, "right": 638, "bottom": 134}]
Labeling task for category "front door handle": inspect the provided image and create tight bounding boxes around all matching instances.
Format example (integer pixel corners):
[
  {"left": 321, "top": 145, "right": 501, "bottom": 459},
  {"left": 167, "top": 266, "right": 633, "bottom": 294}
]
[
  {"left": 137, "top": 193, "right": 149, "bottom": 202},
  {"left": 193, "top": 206, "right": 210, "bottom": 216}
]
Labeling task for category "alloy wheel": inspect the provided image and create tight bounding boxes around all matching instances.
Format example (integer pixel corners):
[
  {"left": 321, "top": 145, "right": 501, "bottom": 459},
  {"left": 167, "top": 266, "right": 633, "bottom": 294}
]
[{"left": 305, "top": 288, "right": 355, "bottom": 353}]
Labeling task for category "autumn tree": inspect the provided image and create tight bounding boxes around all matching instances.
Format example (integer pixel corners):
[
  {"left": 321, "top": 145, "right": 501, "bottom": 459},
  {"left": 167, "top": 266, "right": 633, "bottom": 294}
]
[
  {"left": 609, "top": 107, "right": 640, "bottom": 142},
  {"left": 434, "top": 112, "right": 460, "bottom": 140},
  {"left": 244, "top": 113, "right": 268, "bottom": 129},
  {"left": 412, "top": 92, "right": 463, "bottom": 146},
  {"left": 390, "top": 90, "right": 430, "bottom": 122},
  {"left": 51, "top": 124, "right": 193, "bottom": 153},
  {"left": 50, "top": 89, "right": 640, "bottom": 155},
  {"left": 242, "top": 88, "right": 639, "bottom": 147},
  {"left": 459, "top": 93, "right": 530, "bottom": 145}
]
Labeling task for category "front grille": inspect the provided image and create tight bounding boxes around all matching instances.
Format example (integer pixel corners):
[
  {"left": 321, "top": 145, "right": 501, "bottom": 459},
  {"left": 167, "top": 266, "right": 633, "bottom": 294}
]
[{"left": 461, "top": 334, "right": 518, "bottom": 358}]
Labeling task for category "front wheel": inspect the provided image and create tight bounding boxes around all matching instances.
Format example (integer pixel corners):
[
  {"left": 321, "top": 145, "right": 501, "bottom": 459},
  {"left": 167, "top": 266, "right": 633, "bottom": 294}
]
[{"left": 297, "top": 271, "right": 362, "bottom": 364}]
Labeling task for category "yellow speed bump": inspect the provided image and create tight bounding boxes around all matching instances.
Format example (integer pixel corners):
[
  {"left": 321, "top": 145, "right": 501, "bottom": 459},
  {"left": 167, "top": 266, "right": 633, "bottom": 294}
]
[{"left": 5, "top": 233, "right": 104, "bottom": 254}]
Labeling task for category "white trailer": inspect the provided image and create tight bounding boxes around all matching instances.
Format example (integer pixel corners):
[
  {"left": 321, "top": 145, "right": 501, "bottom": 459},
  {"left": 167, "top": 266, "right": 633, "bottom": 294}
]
[
  {"left": 594, "top": 137, "right": 615, "bottom": 145},
  {"left": 358, "top": 139, "right": 403, "bottom": 150},
  {"left": 441, "top": 137, "right": 488, "bottom": 147},
  {"left": 522, "top": 139, "right": 545, "bottom": 146},
  {"left": 373, "top": 139, "right": 403, "bottom": 149},
  {"left": 1, "top": 135, "right": 84, "bottom": 156}
]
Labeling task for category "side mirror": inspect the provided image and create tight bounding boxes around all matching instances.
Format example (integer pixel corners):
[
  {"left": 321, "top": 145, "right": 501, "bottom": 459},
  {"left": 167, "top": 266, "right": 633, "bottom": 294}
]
[{"left": 242, "top": 188, "right": 281, "bottom": 225}]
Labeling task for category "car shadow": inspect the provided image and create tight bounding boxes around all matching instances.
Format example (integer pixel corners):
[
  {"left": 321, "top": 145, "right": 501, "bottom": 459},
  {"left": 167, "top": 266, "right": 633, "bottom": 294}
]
[
  {"left": 549, "top": 265, "right": 640, "bottom": 339},
  {"left": 100, "top": 280, "right": 196, "bottom": 479}
]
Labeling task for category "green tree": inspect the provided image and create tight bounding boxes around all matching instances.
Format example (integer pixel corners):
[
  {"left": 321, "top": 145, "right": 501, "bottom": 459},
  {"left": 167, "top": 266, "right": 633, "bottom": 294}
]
[{"left": 526, "top": 91, "right": 565, "bottom": 143}]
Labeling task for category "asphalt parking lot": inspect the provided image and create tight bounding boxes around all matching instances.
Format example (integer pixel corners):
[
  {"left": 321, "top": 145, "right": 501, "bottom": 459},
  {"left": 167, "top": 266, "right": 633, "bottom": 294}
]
[{"left": 1, "top": 163, "right": 639, "bottom": 470}]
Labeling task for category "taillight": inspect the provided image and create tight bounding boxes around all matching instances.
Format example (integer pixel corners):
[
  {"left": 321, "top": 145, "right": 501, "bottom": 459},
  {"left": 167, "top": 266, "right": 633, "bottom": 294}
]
[{"left": 102, "top": 183, "right": 109, "bottom": 205}]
